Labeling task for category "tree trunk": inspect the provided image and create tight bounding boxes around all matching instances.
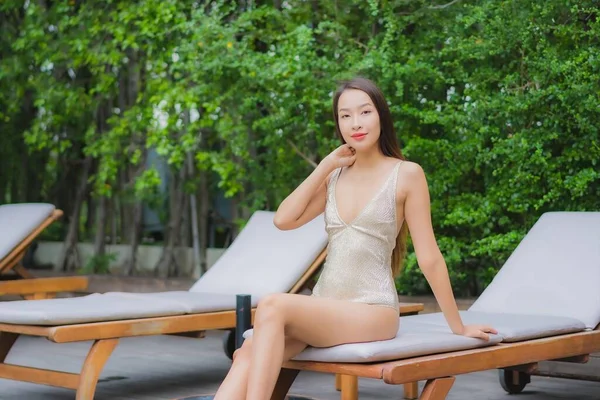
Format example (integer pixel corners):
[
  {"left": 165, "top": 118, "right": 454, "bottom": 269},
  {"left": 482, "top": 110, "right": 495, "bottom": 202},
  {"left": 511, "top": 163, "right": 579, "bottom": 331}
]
[
  {"left": 186, "top": 144, "right": 203, "bottom": 279},
  {"left": 10, "top": 167, "right": 22, "bottom": 203},
  {"left": 123, "top": 129, "right": 147, "bottom": 276},
  {"left": 230, "top": 196, "right": 240, "bottom": 241},
  {"left": 24, "top": 149, "right": 48, "bottom": 203},
  {"left": 124, "top": 201, "right": 143, "bottom": 276},
  {"left": 179, "top": 185, "right": 190, "bottom": 277},
  {"left": 118, "top": 47, "right": 141, "bottom": 245},
  {"left": 51, "top": 157, "right": 75, "bottom": 220},
  {"left": 180, "top": 183, "right": 191, "bottom": 248},
  {"left": 155, "top": 165, "right": 186, "bottom": 278},
  {"left": 119, "top": 168, "right": 132, "bottom": 243},
  {"left": 86, "top": 195, "right": 95, "bottom": 240},
  {"left": 55, "top": 157, "right": 92, "bottom": 272},
  {"left": 93, "top": 196, "right": 107, "bottom": 264},
  {"left": 111, "top": 195, "right": 119, "bottom": 244},
  {"left": 90, "top": 93, "right": 113, "bottom": 268},
  {"left": 18, "top": 88, "right": 41, "bottom": 203},
  {"left": 198, "top": 167, "right": 209, "bottom": 276}
]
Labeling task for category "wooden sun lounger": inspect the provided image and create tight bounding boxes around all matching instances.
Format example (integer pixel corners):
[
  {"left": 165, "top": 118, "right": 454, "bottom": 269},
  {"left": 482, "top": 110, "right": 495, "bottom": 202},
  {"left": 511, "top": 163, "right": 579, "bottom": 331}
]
[
  {"left": 0, "top": 281, "right": 423, "bottom": 399},
  {"left": 274, "top": 324, "right": 600, "bottom": 400},
  {"left": 0, "top": 209, "right": 88, "bottom": 300},
  {"left": 0, "top": 248, "right": 329, "bottom": 399}
]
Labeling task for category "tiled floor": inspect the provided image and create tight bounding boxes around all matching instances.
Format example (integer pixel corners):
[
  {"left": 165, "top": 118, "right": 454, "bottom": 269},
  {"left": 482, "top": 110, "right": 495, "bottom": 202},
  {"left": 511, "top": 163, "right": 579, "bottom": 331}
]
[{"left": 0, "top": 331, "right": 598, "bottom": 399}]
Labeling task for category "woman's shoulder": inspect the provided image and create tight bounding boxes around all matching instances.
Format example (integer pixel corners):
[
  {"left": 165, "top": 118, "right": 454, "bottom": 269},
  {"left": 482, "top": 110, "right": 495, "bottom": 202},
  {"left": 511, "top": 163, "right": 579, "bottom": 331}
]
[
  {"left": 397, "top": 160, "right": 425, "bottom": 178},
  {"left": 396, "top": 160, "right": 427, "bottom": 193}
]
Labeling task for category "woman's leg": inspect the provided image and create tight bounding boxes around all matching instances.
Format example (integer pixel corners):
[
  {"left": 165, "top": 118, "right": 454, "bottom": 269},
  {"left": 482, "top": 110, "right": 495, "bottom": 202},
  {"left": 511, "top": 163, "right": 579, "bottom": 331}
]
[
  {"left": 246, "top": 293, "right": 399, "bottom": 400},
  {"left": 214, "top": 335, "right": 308, "bottom": 400}
]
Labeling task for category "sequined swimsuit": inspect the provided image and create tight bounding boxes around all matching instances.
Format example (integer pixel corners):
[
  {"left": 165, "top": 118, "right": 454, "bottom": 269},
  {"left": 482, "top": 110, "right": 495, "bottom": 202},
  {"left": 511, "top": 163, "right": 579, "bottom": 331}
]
[{"left": 312, "top": 161, "right": 403, "bottom": 312}]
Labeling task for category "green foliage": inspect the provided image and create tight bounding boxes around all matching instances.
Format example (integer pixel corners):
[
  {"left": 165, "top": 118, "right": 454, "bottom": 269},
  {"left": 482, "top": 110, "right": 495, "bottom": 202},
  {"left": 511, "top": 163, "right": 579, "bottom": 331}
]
[
  {"left": 82, "top": 252, "right": 118, "bottom": 275},
  {"left": 2, "top": 0, "right": 598, "bottom": 294}
]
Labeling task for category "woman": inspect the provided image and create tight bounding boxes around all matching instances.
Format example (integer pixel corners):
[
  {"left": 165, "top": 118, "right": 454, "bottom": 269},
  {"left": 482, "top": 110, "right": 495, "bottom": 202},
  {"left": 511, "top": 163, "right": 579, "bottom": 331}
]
[{"left": 214, "top": 77, "right": 497, "bottom": 400}]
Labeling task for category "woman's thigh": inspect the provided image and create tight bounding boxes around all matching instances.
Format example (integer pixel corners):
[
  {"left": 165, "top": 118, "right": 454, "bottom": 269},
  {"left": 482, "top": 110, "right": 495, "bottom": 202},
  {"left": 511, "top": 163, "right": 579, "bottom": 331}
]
[{"left": 263, "top": 294, "right": 399, "bottom": 348}]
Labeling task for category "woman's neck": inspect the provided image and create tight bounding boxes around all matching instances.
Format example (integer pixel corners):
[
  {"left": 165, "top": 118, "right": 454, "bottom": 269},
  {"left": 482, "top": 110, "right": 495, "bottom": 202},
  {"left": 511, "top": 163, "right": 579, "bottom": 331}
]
[{"left": 351, "top": 147, "right": 387, "bottom": 170}]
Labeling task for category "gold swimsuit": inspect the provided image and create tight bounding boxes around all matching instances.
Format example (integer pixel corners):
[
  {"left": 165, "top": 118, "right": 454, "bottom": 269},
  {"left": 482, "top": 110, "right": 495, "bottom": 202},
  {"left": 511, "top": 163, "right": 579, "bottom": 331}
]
[{"left": 312, "top": 161, "right": 403, "bottom": 312}]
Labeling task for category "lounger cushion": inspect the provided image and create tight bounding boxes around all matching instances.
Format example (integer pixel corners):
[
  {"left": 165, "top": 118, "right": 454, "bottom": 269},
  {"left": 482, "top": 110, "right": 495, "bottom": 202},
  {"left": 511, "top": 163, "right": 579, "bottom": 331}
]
[
  {"left": 0, "top": 293, "right": 189, "bottom": 325},
  {"left": 105, "top": 291, "right": 239, "bottom": 313},
  {"left": 403, "top": 311, "right": 586, "bottom": 342},
  {"left": 243, "top": 319, "right": 503, "bottom": 363},
  {"left": 0, "top": 291, "right": 251, "bottom": 325},
  {"left": 189, "top": 211, "right": 327, "bottom": 306},
  {"left": 243, "top": 310, "right": 585, "bottom": 363},
  {"left": 0, "top": 203, "right": 56, "bottom": 261},
  {"left": 470, "top": 212, "right": 600, "bottom": 329}
]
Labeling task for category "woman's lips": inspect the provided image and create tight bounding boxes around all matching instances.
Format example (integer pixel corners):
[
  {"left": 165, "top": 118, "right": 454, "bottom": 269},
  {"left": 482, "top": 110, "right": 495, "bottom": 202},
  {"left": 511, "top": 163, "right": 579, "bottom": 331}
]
[{"left": 351, "top": 133, "right": 367, "bottom": 141}]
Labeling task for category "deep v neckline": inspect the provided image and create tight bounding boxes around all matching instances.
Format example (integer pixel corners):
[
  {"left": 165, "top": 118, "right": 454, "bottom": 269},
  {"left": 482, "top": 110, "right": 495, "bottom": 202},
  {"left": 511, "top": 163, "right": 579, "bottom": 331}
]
[{"left": 333, "top": 161, "right": 402, "bottom": 227}]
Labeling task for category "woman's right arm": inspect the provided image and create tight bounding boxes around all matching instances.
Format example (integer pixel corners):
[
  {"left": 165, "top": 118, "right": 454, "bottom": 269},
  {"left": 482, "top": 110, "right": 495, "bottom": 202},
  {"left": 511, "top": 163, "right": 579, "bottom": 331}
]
[
  {"left": 273, "top": 159, "right": 335, "bottom": 231},
  {"left": 274, "top": 144, "right": 356, "bottom": 230}
]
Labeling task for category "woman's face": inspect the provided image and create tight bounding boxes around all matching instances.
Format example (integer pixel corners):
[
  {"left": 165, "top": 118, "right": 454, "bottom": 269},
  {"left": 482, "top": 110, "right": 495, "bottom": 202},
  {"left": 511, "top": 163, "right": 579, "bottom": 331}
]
[{"left": 336, "top": 89, "right": 381, "bottom": 152}]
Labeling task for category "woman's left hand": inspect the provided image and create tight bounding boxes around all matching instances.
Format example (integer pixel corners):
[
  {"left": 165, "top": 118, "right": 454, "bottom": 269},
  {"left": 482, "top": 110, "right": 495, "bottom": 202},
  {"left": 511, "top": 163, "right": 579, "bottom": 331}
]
[{"left": 460, "top": 324, "right": 498, "bottom": 341}]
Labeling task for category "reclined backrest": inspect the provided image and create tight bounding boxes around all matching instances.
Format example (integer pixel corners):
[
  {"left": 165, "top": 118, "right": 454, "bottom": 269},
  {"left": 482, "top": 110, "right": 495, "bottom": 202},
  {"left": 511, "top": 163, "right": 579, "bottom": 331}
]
[
  {"left": 0, "top": 203, "right": 56, "bottom": 263},
  {"left": 189, "top": 211, "right": 327, "bottom": 301},
  {"left": 470, "top": 212, "right": 600, "bottom": 329}
]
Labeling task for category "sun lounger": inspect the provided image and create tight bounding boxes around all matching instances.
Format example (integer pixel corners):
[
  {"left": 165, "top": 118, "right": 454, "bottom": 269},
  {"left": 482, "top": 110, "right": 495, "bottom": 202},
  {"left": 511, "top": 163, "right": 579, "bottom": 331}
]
[
  {"left": 0, "top": 203, "right": 88, "bottom": 299},
  {"left": 0, "top": 210, "right": 336, "bottom": 399},
  {"left": 269, "top": 211, "right": 600, "bottom": 400}
]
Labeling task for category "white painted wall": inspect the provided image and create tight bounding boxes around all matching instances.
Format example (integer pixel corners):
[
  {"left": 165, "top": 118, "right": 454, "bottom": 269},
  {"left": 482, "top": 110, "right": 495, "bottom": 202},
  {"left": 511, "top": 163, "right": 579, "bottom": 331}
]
[{"left": 34, "top": 241, "right": 226, "bottom": 276}]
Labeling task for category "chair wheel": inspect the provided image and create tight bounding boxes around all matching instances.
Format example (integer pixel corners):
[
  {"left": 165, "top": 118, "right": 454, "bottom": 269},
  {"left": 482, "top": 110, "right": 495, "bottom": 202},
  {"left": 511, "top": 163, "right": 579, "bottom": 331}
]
[
  {"left": 222, "top": 330, "right": 236, "bottom": 360},
  {"left": 499, "top": 369, "right": 530, "bottom": 394}
]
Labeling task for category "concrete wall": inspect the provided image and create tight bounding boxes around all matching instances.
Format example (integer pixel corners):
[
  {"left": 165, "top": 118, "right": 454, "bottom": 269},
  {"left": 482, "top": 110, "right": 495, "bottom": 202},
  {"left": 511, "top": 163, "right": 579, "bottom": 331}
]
[{"left": 34, "top": 241, "right": 226, "bottom": 276}]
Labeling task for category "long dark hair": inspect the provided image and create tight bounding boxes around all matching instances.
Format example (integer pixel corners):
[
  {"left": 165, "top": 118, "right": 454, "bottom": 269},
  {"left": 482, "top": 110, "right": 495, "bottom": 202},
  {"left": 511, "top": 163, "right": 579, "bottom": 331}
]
[{"left": 332, "top": 76, "right": 409, "bottom": 278}]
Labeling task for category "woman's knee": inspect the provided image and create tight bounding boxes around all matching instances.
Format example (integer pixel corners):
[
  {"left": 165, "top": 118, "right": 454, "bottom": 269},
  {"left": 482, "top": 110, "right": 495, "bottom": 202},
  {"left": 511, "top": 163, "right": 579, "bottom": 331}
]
[
  {"left": 232, "top": 337, "right": 253, "bottom": 363},
  {"left": 255, "top": 293, "right": 287, "bottom": 324}
]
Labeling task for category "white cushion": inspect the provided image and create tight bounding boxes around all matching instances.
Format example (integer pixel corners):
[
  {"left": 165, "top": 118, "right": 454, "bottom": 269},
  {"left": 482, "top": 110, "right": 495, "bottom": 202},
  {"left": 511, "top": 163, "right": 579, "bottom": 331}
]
[
  {"left": 189, "top": 211, "right": 327, "bottom": 305},
  {"left": 0, "top": 293, "right": 187, "bottom": 325},
  {"left": 241, "top": 310, "right": 584, "bottom": 363},
  {"left": 470, "top": 212, "right": 600, "bottom": 329},
  {"left": 404, "top": 311, "right": 586, "bottom": 342},
  {"left": 0, "top": 203, "right": 56, "bottom": 260},
  {"left": 105, "top": 291, "right": 238, "bottom": 313},
  {"left": 243, "top": 319, "right": 502, "bottom": 363},
  {"left": 0, "top": 292, "right": 251, "bottom": 326}
]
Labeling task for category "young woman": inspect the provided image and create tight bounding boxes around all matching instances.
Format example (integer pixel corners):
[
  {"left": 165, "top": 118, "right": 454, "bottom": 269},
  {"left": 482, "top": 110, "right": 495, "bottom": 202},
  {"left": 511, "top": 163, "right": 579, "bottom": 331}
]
[{"left": 214, "top": 77, "right": 497, "bottom": 400}]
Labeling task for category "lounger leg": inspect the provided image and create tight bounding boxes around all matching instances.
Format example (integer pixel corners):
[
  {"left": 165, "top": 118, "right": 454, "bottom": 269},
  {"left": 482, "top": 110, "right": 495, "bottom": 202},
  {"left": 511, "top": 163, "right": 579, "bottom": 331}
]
[
  {"left": 404, "top": 381, "right": 419, "bottom": 399},
  {"left": 335, "top": 373, "right": 342, "bottom": 390},
  {"left": 8, "top": 263, "right": 46, "bottom": 300},
  {"left": 76, "top": 338, "right": 119, "bottom": 400},
  {"left": 270, "top": 368, "right": 300, "bottom": 400},
  {"left": 12, "top": 264, "right": 34, "bottom": 279},
  {"left": 340, "top": 374, "right": 358, "bottom": 400},
  {"left": 0, "top": 332, "right": 19, "bottom": 362},
  {"left": 419, "top": 377, "right": 455, "bottom": 400}
]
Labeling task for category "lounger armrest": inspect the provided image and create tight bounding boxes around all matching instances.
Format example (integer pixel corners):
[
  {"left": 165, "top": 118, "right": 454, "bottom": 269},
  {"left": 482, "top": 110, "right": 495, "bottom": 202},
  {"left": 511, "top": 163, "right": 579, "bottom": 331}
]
[{"left": 0, "top": 276, "right": 89, "bottom": 296}]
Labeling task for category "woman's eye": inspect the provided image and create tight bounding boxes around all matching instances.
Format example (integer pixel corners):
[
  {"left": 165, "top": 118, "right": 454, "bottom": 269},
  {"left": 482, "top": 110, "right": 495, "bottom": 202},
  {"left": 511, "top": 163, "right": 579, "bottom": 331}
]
[{"left": 362, "top": 110, "right": 371, "bottom": 115}]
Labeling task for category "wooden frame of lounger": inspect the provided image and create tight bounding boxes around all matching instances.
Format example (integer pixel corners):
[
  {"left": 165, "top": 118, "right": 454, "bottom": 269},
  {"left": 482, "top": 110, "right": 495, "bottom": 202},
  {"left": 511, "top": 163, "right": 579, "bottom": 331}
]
[
  {"left": 273, "top": 324, "right": 600, "bottom": 400},
  {"left": 0, "top": 209, "right": 88, "bottom": 299},
  {"left": 0, "top": 249, "right": 330, "bottom": 399}
]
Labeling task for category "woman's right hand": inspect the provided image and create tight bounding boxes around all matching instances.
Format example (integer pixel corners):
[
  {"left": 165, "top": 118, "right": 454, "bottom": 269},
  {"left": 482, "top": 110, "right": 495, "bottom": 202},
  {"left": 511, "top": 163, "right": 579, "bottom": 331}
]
[{"left": 322, "top": 144, "right": 357, "bottom": 170}]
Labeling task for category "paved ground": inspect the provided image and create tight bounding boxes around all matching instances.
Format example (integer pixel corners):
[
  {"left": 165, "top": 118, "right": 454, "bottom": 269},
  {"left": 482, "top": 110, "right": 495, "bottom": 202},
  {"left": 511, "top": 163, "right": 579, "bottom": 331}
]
[{"left": 0, "top": 331, "right": 598, "bottom": 400}]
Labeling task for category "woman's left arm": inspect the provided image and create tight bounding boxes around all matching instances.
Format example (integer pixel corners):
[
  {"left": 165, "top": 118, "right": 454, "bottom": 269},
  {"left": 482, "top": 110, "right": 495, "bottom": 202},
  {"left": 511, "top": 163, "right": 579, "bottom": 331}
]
[{"left": 401, "top": 163, "right": 497, "bottom": 340}]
